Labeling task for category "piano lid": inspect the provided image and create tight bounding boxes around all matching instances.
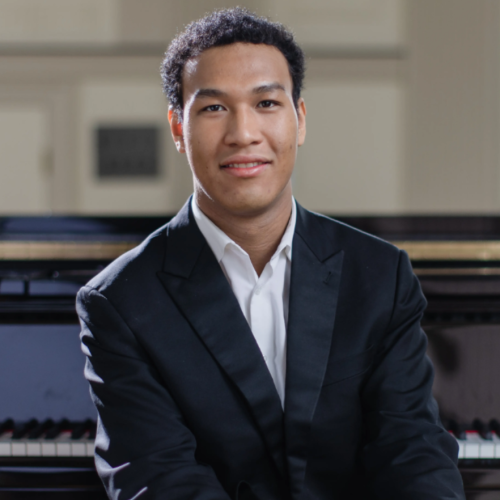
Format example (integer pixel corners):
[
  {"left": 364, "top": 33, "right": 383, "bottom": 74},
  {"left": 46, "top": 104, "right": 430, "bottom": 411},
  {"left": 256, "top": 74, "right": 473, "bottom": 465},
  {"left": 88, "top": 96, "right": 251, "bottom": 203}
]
[{"left": 0, "top": 215, "right": 172, "bottom": 261}]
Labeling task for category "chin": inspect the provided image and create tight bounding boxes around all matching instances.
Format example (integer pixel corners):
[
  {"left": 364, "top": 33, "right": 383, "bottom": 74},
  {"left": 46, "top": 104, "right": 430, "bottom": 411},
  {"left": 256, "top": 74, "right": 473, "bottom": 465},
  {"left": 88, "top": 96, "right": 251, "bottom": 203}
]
[{"left": 222, "top": 195, "right": 280, "bottom": 217}]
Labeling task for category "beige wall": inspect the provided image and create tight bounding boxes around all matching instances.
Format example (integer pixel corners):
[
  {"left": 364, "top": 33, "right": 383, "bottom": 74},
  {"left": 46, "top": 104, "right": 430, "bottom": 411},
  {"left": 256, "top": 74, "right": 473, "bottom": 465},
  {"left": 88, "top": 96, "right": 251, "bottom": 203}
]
[
  {"left": 0, "top": 106, "right": 50, "bottom": 213},
  {"left": 406, "top": 0, "right": 500, "bottom": 213},
  {"left": 0, "top": 0, "right": 497, "bottom": 215},
  {"left": 294, "top": 81, "right": 405, "bottom": 214},
  {"left": 0, "top": 0, "right": 119, "bottom": 45},
  {"left": 76, "top": 79, "right": 174, "bottom": 214}
]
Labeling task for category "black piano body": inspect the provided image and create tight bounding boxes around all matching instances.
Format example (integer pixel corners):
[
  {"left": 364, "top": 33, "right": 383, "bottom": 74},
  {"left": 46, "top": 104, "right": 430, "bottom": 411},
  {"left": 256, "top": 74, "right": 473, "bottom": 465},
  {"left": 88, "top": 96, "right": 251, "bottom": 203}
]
[
  {"left": 2, "top": 214, "right": 500, "bottom": 499},
  {"left": 0, "top": 216, "right": 168, "bottom": 500}
]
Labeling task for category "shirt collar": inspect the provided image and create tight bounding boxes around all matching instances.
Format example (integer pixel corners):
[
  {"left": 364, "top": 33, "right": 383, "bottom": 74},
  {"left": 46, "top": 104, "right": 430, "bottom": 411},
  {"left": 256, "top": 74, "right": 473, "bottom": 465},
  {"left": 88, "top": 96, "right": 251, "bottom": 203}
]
[
  {"left": 191, "top": 197, "right": 234, "bottom": 263},
  {"left": 273, "top": 200, "right": 296, "bottom": 262},
  {"left": 191, "top": 196, "right": 297, "bottom": 264}
]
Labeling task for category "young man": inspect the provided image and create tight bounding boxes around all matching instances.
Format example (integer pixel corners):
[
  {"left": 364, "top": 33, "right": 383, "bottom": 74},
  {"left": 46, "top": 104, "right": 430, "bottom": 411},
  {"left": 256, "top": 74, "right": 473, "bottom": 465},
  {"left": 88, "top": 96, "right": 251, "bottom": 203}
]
[{"left": 77, "top": 8, "right": 465, "bottom": 500}]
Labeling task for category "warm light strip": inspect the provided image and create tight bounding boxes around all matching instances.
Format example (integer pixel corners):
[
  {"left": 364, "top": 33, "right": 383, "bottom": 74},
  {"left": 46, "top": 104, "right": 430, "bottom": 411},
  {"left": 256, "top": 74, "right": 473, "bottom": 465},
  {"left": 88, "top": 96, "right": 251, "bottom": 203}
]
[
  {"left": 0, "top": 241, "right": 137, "bottom": 260},
  {"left": 413, "top": 268, "right": 500, "bottom": 276},
  {"left": 3, "top": 240, "right": 500, "bottom": 261},
  {"left": 392, "top": 241, "right": 500, "bottom": 261}
]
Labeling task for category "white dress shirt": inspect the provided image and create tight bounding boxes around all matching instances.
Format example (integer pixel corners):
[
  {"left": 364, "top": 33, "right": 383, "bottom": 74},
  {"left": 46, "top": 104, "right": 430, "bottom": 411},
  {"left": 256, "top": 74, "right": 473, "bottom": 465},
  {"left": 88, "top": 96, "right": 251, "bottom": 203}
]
[{"left": 191, "top": 197, "right": 296, "bottom": 407}]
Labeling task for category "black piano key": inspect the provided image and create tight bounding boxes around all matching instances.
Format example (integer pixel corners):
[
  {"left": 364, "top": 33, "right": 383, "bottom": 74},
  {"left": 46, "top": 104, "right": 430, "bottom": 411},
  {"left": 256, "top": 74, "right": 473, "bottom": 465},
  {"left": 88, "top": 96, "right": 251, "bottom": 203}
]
[
  {"left": 71, "top": 418, "right": 94, "bottom": 440},
  {"left": 447, "top": 419, "right": 466, "bottom": 440},
  {"left": 11, "top": 418, "right": 37, "bottom": 439},
  {"left": 45, "top": 418, "right": 70, "bottom": 439},
  {"left": 27, "top": 418, "right": 54, "bottom": 439},
  {"left": 0, "top": 418, "right": 14, "bottom": 434},
  {"left": 489, "top": 419, "right": 500, "bottom": 435},
  {"left": 88, "top": 422, "right": 97, "bottom": 440},
  {"left": 472, "top": 418, "right": 492, "bottom": 440}
]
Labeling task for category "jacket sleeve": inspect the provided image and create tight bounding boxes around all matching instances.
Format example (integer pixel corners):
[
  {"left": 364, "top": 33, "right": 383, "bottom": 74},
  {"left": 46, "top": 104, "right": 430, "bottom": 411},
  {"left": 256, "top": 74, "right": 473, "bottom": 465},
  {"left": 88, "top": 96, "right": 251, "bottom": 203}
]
[
  {"left": 76, "top": 285, "right": 232, "bottom": 500},
  {"left": 361, "top": 250, "right": 465, "bottom": 500}
]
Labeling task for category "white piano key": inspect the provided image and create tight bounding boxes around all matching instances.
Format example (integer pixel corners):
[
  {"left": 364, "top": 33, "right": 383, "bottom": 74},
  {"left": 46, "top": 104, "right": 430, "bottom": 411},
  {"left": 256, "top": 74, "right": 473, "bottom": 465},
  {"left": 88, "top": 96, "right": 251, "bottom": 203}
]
[
  {"left": 464, "top": 432, "right": 481, "bottom": 459},
  {"left": 11, "top": 442, "right": 26, "bottom": 456},
  {"left": 457, "top": 440, "right": 465, "bottom": 459},
  {"left": 465, "top": 443, "right": 480, "bottom": 458},
  {"left": 41, "top": 442, "right": 56, "bottom": 456},
  {"left": 480, "top": 442, "right": 495, "bottom": 458},
  {"left": 491, "top": 433, "right": 500, "bottom": 458},
  {"left": 86, "top": 442, "right": 94, "bottom": 457},
  {"left": 0, "top": 442, "right": 11, "bottom": 456},
  {"left": 71, "top": 442, "right": 87, "bottom": 457},
  {"left": 26, "top": 442, "right": 42, "bottom": 456},
  {"left": 56, "top": 442, "right": 71, "bottom": 456}
]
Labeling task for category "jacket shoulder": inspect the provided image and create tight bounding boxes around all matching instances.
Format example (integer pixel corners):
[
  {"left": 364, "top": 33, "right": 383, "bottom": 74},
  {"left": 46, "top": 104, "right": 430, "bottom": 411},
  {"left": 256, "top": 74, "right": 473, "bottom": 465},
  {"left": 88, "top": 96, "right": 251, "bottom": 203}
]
[
  {"left": 82, "top": 222, "right": 168, "bottom": 297},
  {"left": 297, "top": 206, "right": 401, "bottom": 263}
]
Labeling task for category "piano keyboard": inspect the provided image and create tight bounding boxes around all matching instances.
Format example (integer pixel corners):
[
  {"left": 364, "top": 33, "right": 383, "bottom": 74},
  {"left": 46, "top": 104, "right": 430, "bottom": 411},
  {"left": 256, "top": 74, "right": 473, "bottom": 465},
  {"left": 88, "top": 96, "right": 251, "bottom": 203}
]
[
  {"left": 446, "top": 418, "right": 500, "bottom": 464},
  {"left": 4, "top": 417, "right": 500, "bottom": 463},
  {"left": 454, "top": 431, "right": 500, "bottom": 459},
  {"left": 0, "top": 418, "right": 95, "bottom": 458}
]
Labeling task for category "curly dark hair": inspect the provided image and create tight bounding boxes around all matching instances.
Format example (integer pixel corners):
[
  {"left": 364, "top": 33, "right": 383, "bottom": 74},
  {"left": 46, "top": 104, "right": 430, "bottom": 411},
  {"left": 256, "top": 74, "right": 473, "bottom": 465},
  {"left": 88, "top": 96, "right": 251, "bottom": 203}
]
[{"left": 160, "top": 7, "right": 305, "bottom": 121}]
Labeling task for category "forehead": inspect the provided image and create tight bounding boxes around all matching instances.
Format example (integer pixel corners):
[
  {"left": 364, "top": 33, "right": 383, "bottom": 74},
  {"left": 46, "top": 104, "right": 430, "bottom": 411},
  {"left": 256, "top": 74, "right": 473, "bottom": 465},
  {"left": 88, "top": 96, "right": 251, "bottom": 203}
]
[{"left": 182, "top": 43, "right": 293, "bottom": 97}]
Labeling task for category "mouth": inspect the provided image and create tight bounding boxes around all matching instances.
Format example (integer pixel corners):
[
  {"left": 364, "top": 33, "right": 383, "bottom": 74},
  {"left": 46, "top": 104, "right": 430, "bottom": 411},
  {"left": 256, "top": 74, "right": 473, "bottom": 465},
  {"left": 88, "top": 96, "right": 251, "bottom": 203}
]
[
  {"left": 220, "top": 159, "right": 271, "bottom": 178},
  {"left": 221, "top": 161, "right": 270, "bottom": 169}
]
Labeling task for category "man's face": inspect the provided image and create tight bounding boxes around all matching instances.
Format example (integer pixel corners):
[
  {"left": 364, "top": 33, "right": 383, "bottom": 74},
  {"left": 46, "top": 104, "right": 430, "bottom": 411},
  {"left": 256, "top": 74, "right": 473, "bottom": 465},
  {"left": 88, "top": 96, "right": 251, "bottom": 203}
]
[{"left": 169, "top": 42, "right": 306, "bottom": 217}]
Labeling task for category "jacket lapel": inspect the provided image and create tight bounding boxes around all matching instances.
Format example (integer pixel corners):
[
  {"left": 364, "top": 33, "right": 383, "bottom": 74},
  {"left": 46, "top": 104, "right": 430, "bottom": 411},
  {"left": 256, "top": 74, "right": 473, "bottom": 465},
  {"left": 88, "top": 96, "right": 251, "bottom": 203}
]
[
  {"left": 157, "top": 200, "right": 287, "bottom": 479},
  {"left": 284, "top": 205, "right": 344, "bottom": 497}
]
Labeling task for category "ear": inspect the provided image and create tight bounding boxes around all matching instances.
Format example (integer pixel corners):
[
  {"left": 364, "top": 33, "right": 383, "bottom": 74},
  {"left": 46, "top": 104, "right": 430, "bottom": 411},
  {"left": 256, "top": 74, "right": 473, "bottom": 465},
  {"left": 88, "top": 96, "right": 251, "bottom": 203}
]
[
  {"left": 168, "top": 107, "right": 185, "bottom": 153},
  {"left": 297, "top": 98, "right": 306, "bottom": 147}
]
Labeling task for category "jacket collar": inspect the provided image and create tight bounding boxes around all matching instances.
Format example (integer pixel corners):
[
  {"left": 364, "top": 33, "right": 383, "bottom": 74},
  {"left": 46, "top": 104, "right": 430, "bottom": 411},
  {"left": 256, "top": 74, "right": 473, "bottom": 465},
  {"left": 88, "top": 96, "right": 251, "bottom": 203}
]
[
  {"left": 158, "top": 198, "right": 287, "bottom": 479},
  {"left": 285, "top": 206, "right": 344, "bottom": 497},
  {"left": 158, "top": 198, "right": 344, "bottom": 493}
]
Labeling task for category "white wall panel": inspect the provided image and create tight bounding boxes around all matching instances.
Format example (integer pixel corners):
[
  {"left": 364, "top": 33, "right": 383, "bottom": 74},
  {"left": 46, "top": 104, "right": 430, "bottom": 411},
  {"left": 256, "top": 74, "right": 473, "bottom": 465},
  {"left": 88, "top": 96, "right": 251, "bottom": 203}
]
[
  {"left": 77, "top": 80, "right": 177, "bottom": 214},
  {"left": 294, "top": 82, "right": 405, "bottom": 214},
  {"left": 0, "top": 106, "right": 50, "bottom": 214},
  {"left": 271, "top": 0, "right": 406, "bottom": 50},
  {"left": 0, "top": 0, "right": 118, "bottom": 44}
]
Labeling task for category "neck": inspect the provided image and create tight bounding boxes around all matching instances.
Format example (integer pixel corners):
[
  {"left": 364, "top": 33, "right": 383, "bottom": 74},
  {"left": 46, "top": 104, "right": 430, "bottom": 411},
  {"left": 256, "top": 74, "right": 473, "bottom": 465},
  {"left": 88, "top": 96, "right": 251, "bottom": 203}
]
[{"left": 195, "top": 185, "right": 293, "bottom": 276}]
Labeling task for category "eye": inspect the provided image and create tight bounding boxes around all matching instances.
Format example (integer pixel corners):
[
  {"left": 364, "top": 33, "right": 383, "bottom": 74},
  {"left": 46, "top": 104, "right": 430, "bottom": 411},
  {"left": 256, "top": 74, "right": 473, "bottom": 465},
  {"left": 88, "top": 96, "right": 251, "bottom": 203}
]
[
  {"left": 203, "top": 104, "right": 224, "bottom": 112},
  {"left": 258, "top": 100, "right": 278, "bottom": 108}
]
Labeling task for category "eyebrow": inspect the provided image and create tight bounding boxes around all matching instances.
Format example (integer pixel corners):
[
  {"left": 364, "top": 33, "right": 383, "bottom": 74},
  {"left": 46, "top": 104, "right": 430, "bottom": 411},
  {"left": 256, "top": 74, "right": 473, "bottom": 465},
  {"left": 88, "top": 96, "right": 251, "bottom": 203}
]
[
  {"left": 193, "top": 82, "right": 286, "bottom": 100},
  {"left": 194, "top": 88, "right": 228, "bottom": 99},
  {"left": 252, "top": 83, "right": 286, "bottom": 94}
]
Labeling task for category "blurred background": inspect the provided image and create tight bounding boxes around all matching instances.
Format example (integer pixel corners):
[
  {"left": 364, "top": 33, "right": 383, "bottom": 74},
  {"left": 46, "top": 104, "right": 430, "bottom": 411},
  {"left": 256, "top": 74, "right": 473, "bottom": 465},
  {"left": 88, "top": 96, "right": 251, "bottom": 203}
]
[{"left": 0, "top": 0, "right": 497, "bottom": 217}]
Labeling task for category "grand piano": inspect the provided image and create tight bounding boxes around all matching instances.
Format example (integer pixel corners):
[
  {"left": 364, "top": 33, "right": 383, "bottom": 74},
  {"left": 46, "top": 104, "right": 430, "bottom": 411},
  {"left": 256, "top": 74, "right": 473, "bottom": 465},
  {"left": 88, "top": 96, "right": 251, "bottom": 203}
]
[
  {"left": 0, "top": 216, "right": 166, "bottom": 500},
  {"left": 1, "top": 214, "right": 500, "bottom": 499}
]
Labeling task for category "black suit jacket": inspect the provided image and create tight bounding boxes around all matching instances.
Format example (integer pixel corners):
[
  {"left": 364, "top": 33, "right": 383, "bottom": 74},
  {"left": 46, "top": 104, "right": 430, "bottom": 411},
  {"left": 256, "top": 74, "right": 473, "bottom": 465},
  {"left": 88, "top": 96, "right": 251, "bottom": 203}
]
[{"left": 77, "top": 199, "right": 465, "bottom": 500}]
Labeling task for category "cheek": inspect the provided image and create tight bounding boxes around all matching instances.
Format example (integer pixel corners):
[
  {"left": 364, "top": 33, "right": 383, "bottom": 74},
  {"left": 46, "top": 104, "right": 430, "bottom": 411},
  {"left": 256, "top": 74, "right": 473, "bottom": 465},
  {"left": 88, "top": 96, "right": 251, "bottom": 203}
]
[
  {"left": 186, "top": 134, "right": 212, "bottom": 168},
  {"left": 273, "top": 132, "right": 298, "bottom": 171},
  {"left": 273, "top": 118, "right": 298, "bottom": 152},
  {"left": 188, "top": 124, "right": 221, "bottom": 162}
]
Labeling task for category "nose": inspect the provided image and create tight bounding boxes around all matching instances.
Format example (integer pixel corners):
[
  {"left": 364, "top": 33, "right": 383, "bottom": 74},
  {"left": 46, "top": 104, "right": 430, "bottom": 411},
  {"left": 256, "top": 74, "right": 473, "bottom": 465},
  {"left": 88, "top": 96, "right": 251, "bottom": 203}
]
[{"left": 223, "top": 106, "right": 262, "bottom": 147}]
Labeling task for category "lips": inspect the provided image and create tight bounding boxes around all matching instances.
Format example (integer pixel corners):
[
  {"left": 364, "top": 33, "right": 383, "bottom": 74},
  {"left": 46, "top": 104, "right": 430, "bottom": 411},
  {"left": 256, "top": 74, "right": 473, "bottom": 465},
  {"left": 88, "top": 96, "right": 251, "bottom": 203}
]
[
  {"left": 219, "top": 155, "right": 271, "bottom": 178},
  {"left": 223, "top": 161, "right": 267, "bottom": 169},
  {"left": 220, "top": 160, "right": 270, "bottom": 178}
]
